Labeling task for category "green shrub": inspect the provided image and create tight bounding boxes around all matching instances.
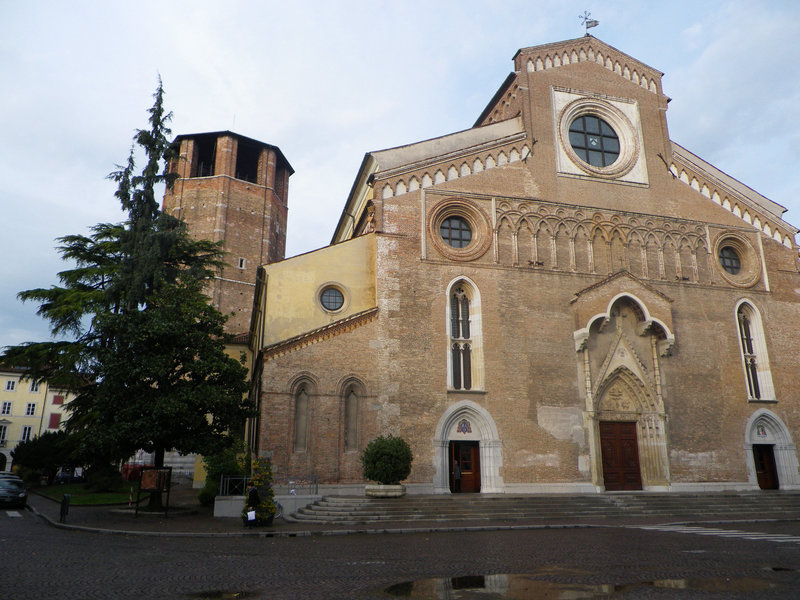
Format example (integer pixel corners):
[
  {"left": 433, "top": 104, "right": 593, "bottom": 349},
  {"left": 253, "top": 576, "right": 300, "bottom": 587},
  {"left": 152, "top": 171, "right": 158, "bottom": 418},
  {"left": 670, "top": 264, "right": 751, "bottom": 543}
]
[
  {"left": 85, "top": 466, "right": 124, "bottom": 492},
  {"left": 197, "top": 483, "right": 218, "bottom": 507},
  {"left": 198, "top": 439, "right": 247, "bottom": 505},
  {"left": 360, "top": 435, "right": 413, "bottom": 485},
  {"left": 242, "top": 457, "right": 277, "bottom": 525}
]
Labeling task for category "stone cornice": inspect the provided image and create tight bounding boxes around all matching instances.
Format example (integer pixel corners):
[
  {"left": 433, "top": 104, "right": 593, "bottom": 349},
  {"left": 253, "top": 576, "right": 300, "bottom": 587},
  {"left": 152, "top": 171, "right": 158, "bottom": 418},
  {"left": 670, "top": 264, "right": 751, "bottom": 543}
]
[{"left": 260, "top": 308, "right": 378, "bottom": 362}]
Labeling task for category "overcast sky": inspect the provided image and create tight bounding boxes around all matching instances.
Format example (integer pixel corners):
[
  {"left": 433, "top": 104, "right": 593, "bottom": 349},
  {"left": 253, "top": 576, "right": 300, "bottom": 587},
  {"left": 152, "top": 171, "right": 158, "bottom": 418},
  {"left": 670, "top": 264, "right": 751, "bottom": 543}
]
[{"left": 2, "top": 0, "right": 799, "bottom": 349}]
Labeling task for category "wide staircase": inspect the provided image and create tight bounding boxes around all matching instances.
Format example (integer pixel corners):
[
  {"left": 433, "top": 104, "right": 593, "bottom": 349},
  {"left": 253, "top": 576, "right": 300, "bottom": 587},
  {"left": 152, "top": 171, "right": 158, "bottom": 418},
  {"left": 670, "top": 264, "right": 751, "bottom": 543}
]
[{"left": 289, "top": 492, "right": 800, "bottom": 526}]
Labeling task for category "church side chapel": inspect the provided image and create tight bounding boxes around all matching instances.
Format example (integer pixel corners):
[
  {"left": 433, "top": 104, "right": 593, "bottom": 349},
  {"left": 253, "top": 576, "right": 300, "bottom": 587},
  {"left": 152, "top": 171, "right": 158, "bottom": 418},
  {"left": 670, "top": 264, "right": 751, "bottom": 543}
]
[{"left": 169, "top": 35, "right": 800, "bottom": 494}]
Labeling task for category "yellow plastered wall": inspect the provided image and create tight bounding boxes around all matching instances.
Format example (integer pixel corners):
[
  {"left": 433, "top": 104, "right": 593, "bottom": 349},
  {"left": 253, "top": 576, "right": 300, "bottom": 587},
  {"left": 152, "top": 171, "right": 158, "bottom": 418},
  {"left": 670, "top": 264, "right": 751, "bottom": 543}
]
[{"left": 258, "top": 234, "right": 376, "bottom": 347}]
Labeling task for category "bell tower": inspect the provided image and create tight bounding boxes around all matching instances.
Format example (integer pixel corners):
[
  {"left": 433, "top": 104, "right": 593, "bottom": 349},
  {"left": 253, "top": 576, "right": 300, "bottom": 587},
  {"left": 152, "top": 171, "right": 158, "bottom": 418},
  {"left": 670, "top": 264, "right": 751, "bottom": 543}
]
[{"left": 162, "top": 131, "right": 293, "bottom": 335}]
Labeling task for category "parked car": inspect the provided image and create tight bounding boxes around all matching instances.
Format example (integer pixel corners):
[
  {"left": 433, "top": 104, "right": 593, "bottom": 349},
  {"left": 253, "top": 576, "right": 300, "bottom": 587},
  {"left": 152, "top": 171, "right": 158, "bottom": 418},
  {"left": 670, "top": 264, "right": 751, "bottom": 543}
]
[
  {"left": 0, "top": 472, "right": 23, "bottom": 482},
  {"left": 55, "top": 468, "right": 85, "bottom": 484},
  {"left": 0, "top": 478, "right": 27, "bottom": 508}
]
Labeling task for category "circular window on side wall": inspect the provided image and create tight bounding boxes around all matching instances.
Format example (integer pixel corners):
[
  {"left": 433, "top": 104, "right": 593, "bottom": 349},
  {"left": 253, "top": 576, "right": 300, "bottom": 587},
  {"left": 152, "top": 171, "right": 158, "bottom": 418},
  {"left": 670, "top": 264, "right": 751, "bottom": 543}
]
[
  {"left": 712, "top": 233, "right": 760, "bottom": 287},
  {"left": 428, "top": 198, "right": 492, "bottom": 262},
  {"left": 319, "top": 286, "right": 344, "bottom": 312},
  {"left": 440, "top": 216, "right": 472, "bottom": 248},
  {"left": 718, "top": 245, "right": 741, "bottom": 275},
  {"left": 558, "top": 98, "right": 639, "bottom": 179}
]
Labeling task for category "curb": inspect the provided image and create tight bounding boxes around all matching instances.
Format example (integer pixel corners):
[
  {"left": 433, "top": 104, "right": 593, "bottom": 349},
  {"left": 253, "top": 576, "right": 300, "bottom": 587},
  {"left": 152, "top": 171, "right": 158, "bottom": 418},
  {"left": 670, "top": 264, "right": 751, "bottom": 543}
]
[
  {"left": 27, "top": 502, "right": 800, "bottom": 539},
  {"left": 27, "top": 502, "right": 607, "bottom": 538}
]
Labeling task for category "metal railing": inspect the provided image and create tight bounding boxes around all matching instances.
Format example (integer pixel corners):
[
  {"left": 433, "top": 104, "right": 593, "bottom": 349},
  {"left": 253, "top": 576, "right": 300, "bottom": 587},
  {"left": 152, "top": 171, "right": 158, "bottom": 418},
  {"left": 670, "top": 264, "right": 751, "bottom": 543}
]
[{"left": 219, "top": 473, "right": 318, "bottom": 496}]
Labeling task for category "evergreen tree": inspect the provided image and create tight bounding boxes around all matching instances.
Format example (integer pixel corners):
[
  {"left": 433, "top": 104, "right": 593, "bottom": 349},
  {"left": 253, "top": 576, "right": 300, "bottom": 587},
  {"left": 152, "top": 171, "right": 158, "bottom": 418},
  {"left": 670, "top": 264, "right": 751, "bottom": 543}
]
[{"left": 2, "top": 82, "right": 251, "bottom": 481}]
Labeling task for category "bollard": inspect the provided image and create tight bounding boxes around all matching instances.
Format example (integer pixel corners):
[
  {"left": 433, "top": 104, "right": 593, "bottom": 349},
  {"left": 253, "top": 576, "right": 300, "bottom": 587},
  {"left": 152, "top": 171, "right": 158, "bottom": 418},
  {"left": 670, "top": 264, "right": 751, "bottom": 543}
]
[{"left": 59, "top": 494, "right": 71, "bottom": 523}]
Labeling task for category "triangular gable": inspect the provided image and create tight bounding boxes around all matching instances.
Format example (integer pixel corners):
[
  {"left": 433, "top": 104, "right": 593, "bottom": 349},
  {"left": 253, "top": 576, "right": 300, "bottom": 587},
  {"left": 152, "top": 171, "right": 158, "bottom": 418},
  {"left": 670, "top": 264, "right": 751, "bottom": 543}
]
[
  {"left": 477, "top": 36, "right": 664, "bottom": 127},
  {"left": 669, "top": 142, "right": 797, "bottom": 247}
]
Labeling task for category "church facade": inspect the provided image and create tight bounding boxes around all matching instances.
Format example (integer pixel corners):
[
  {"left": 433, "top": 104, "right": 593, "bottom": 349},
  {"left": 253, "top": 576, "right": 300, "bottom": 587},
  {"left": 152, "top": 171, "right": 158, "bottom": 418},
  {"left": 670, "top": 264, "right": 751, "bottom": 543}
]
[{"left": 239, "top": 36, "right": 800, "bottom": 494}]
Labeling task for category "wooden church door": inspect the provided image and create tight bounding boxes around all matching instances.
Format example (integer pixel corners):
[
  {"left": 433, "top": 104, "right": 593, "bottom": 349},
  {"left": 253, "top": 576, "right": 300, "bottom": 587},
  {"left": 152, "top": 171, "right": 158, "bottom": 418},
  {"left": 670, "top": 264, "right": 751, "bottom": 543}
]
[
  {"left": 600, "top": 421, "right": 643, "bottom": 491},
  {"left": 753, "top": 444, "right": 779, "bottom": 490},
  {"left": 450, "top": 441, "right": 480, "bottom": 493}
]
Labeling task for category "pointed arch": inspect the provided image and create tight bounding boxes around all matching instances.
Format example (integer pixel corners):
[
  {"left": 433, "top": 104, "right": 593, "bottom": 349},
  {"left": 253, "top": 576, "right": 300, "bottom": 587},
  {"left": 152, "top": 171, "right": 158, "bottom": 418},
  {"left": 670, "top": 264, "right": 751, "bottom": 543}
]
[
  {"left": 290, "top": 374, "right": 317, "bottom": 453},
  {"left": 745, "top": 409, "right": 800, "bottom": 489},
  {"left": 735, "top": 300, "right": 775, "bottom": 401},
  {"left": 446, "top": 277, "right": 484, "bottom": 391},
  {"left": 433, "top": 400, "right": 503, "bottom": 493},
  {"left": 339, "top": 376, "right": 366, "bottom": 453}
]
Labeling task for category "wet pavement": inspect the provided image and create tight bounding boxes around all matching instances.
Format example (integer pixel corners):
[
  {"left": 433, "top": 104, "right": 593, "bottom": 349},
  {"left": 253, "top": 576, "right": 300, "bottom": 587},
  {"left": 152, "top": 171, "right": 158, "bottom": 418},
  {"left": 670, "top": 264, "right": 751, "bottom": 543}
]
[
  {"left": 7, "top": 491, "right": 800, "bottom": 599},
  {"left": 25, "top": 484, "right": 800, "bottom": 538}
]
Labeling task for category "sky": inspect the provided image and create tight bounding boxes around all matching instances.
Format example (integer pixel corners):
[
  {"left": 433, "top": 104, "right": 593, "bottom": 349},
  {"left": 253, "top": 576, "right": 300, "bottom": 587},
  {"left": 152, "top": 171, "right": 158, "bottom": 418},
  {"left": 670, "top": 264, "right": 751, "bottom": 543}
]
[{"left": 2, "top": 0, "right": 799, "bottom": 349}]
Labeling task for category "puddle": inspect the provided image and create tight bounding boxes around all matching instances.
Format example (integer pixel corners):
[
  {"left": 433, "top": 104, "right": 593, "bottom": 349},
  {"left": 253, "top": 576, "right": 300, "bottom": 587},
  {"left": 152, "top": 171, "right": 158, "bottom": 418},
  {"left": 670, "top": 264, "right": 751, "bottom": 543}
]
[
  {"left": 376, "top": 573, "right": 778, "bottom": 598},
  {"left": 186, "top": 592, "right": 260, "bottom": 599}
]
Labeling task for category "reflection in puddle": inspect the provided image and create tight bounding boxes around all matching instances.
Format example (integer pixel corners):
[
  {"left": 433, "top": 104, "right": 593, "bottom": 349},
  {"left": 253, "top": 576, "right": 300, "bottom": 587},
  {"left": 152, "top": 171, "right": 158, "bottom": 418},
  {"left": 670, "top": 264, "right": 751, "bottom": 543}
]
[
  {"left": 186, "top": 592, "right": 260, "bottom": 599},
  {"left": 380, "top": 573, "right": 777, "bottom": 598}
]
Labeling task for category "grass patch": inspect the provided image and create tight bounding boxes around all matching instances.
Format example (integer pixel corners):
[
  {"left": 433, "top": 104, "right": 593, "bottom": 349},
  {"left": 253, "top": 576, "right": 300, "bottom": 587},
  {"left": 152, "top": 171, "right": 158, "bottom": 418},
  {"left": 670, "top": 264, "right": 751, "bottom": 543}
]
[{"left": 38, "top": 483, "right": 136, "bottom": 505}]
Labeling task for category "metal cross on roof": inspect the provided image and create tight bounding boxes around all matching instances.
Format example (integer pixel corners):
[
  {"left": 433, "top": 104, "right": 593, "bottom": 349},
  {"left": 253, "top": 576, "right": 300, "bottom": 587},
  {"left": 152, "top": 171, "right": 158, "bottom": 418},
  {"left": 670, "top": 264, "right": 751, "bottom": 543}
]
[{"left": 580, "top": 10, "right": 599, "bottom": 34}]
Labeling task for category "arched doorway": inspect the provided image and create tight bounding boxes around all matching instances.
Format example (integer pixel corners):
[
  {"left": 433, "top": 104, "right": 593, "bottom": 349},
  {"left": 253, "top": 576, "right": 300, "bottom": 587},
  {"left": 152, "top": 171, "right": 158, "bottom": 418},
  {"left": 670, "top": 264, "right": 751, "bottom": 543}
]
[
  {"left": 433, "top": 400, "right": 503, "bottom": 494},
  {"left": 746, "top": 410, "right": 800, "bottom": 490},
  {"left": 593, "top": 367, "right": 669, "bottom": 491},
  {"left": 0, "top": 453, "right": 7, "bottom": 472}
]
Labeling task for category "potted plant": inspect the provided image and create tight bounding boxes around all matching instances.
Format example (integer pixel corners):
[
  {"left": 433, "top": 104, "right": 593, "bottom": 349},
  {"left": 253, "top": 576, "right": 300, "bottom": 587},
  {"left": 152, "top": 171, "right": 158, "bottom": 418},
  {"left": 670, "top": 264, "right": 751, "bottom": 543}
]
[
  {"left": 360, "top": 435, "right": 413, "bottom": 497},
  {"left": 242, "top": 457, "right": 278, "bottom": 526}
]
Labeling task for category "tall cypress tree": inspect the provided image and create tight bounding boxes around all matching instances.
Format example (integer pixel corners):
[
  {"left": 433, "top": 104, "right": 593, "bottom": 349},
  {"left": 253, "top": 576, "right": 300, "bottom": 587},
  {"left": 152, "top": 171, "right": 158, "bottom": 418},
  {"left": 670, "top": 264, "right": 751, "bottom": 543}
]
[{"left": 2, "top": 82, "right": 251, "bottom": 483}]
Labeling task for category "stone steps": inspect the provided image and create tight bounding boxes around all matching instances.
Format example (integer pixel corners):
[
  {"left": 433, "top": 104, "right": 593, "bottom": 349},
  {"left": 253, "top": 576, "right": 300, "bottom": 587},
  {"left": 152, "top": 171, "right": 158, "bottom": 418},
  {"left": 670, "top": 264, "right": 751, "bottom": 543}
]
[{"left": 288, "top": 492, "right": 800, "bottom": 524}]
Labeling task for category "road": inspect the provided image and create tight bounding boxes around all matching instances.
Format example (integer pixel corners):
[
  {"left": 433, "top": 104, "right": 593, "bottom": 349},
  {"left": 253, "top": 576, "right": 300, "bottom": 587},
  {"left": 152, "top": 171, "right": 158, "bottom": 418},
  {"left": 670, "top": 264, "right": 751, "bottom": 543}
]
[{"left": 3, "top": 508, "right": 800, "bottom": 598}]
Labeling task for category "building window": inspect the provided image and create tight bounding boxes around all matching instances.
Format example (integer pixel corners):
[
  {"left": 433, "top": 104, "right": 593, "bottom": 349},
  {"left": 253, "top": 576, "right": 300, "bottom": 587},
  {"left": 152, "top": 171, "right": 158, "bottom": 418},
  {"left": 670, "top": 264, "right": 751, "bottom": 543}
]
[
  {"left": 25, "top": 403, "right": 36, "bottom": 416},
  {"left": 5, "top": 380, "right": 15, "bottom": 391},
  {"left": 344, "top": 388, "right": 359, "bottom": 452},
  {"left": 52, "top": 395, "right": 64, "bottom": 405},
  {"left": 1, "top": 401, "right": 10, "bottom": 415},
  {"left": 440, "top": 216, "right": 473, "bottom": 249},
  {"left": 448, "top": 282, "right": 479, "bottom": 390},
  {"left": 320, "top": 287, "right": 344, "bottom": 312},
  {"left": 48, "top": 413, "right": 61, "bottom": 429},
  {"left": 29, "top": 381, "right": 40, "bottom": 392},
  {"left": 719, "top": 246, "right": 741, "bottom": 275},
  {"left": 21, "top": 426, "right": 32, "bottom": 442},
  {"left": 737, "top": 302, "right": 775, "bottom": 401},
  {"left": 192, "top": 134, "right": 217, "bottom": 177},
  {"left": 568, "top": 115, "right": 620, "bottom": 167},
  {"left": 234, "top": 139, "right": 261, "bottom": 184},
  {"left": 0, "top": 424, "right": 7, "bottom": 445},
  {"left": 237, "top": 257, "right": 247, "bottom": 270},
  {"left": 293, "top": 386, "right": 309, "bottom": 452}
]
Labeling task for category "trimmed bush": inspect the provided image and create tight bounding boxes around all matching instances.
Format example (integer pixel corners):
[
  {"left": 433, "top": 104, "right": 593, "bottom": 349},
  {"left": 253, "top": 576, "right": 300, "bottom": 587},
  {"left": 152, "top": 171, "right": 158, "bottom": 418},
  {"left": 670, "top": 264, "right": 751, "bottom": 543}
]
[{"left": 360, "top": 435, "right": 413, "bottom": 485}]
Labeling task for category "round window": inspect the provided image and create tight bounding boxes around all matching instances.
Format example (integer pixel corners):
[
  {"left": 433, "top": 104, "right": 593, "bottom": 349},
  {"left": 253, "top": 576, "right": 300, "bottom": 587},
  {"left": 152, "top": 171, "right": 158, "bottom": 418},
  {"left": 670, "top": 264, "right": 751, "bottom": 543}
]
[
  {"left": 719, "top": 246, "right": 741, "bottom": 275},
  {"left": 440, "top": 216, "right": 472, "bottom": 248},
  {"left": 568, "top": 115, "right": 620, "bottom": 167},
  {"left": 320, "top": 287, "right": 344, "bottom": 311}
]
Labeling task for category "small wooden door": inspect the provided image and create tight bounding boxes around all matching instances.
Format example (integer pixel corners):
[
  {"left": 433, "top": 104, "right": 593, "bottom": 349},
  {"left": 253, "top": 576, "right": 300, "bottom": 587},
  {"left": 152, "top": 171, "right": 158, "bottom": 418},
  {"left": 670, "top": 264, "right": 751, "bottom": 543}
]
[
  {"left": 753, "top": 444, "right": 779, "bottom": 490},
  {"left": 600, "top": 421, "right": 643, "bottom": 491},
  {"left": 450, "top": 441, "right": 480, "bottom": 493}
]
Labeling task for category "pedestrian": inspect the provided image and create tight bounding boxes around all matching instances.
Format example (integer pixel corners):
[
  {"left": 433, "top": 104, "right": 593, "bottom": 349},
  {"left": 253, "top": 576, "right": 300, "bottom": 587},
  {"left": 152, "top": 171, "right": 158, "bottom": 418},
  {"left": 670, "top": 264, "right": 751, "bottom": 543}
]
[
  {"left": 453, "top": 460, "right": 461, "bottom": 493},
  {"left": 246, "top": 481, "right": 260, "bottom": 526}
]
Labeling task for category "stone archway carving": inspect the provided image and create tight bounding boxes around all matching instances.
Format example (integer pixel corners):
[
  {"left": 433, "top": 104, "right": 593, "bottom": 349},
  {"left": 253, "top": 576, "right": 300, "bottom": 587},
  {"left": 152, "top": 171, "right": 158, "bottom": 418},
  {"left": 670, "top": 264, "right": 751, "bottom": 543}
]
[
  {"left": 745, "top": 409, "right": 800, "bottom": 490},
  {"left": 593, "top": 367, "right": 670, "bottom": 489},
  {"left": 433, "top": 400, "right": 503, "bottom": 494},
  {"left": 576, "top": 294, "right": 672, "bottom": 491}
]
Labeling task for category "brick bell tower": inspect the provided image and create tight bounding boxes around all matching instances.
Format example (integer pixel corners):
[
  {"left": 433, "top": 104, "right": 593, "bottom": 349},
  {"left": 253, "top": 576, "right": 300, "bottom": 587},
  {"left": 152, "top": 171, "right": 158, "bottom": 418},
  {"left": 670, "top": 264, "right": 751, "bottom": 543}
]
[{"left": 162, "top": 131, "right": 293, "bottom": 335}]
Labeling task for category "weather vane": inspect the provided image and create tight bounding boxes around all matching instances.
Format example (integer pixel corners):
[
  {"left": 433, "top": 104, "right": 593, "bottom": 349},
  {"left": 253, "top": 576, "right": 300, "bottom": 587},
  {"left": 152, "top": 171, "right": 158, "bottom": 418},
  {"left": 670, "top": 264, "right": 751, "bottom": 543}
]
[{"left": 580, "top": 10, "right": 599, "bottom": 35}]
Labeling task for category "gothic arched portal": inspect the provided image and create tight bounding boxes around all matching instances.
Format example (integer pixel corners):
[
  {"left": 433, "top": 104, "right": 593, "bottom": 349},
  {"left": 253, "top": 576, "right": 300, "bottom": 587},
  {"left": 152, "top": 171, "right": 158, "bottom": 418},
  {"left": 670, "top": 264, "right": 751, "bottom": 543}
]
[
  {"left": 433, "top": 401, "right": 503, "bottom": 494},
  {"left": 745, "top": 409, "right": 800, "bottom": 490}
]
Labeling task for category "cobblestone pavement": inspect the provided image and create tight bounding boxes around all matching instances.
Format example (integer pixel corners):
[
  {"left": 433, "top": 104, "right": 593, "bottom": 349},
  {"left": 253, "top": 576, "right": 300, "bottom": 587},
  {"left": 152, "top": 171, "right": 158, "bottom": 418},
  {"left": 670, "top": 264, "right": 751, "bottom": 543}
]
[{"left": 4, "top": 504, "right": 800, "bottom": 599}]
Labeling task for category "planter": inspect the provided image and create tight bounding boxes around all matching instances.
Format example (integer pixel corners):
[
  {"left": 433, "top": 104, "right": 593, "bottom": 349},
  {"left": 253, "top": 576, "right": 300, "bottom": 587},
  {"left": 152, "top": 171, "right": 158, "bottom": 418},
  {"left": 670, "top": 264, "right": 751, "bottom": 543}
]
[{"left": 365, "top": 484, "right": 406, "bottom": 498}]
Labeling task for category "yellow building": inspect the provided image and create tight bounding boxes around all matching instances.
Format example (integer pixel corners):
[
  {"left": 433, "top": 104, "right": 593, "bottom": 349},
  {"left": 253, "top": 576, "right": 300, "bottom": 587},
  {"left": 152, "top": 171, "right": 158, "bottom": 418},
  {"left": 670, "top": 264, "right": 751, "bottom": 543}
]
[{"left": 0, "top": 367, "right": 72, "bottom": 472}]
